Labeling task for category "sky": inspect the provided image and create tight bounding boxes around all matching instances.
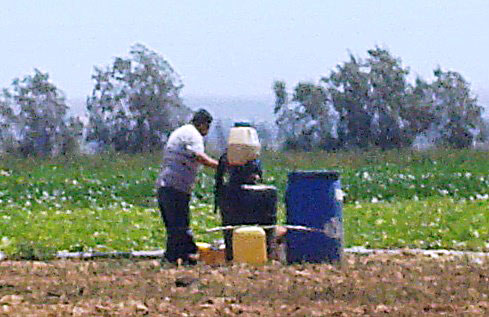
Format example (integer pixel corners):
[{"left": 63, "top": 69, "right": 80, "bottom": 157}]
[{"left": 1, "top": 1, "right": 489, "bottom": 120}]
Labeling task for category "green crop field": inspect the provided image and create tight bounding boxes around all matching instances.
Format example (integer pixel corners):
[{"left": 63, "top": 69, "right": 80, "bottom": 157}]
[{"left": 0, "top": 148, "right": 488, "bottom": 259}]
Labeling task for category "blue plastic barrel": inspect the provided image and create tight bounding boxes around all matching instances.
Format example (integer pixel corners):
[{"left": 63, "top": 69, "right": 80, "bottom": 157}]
[{"left": 285, "top": 171, "right": 343, "bottom": 264}]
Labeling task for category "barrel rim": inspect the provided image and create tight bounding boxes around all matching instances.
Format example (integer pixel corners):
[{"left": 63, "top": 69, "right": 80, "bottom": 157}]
[
  {"left": 240, "top": 184, "right": 277, "bottom": 190},
  {"left": 288, "top": 170, "right": 340, "bottom": 179}
]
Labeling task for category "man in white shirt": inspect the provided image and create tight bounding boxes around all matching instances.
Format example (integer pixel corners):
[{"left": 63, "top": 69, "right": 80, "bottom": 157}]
[{"left": 156, "top": 109, "right": 218, "bottom": 264}]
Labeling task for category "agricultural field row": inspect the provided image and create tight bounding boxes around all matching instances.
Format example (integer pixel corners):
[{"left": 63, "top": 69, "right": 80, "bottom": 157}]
[{"left": 0, "top": 149, "right": 488, "bottom": 257}]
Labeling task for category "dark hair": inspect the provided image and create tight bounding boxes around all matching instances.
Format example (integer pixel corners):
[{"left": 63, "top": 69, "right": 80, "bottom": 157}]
[{"left": 191, "top": 109, "right": 213, "bottom": 126}]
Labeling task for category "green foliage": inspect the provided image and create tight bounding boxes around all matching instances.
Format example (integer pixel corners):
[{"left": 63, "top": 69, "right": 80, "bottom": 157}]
[
  {"left": 0, "top": 149, "right": 488, "bottom": 257},
  {"left": 86, "top": 43, "right": 191, "bottom": 153},
  {"left": 0, "top": 91, "right": 16, "bottom": 148},
  {"left": 345, "top": 197, "right": 489, "bottom": 250},
  {"left": 0, "top": 69, "right": 82, "bottom": 156},
  {"left": 325, "top": 53, "right": 372, "bottom": 149},
  {"left": 429, "top": 68, "right": 483, "bottom": 148},
  {"left": 274, "top": 81, "right": 335, "bottom": 151},
  {"left": 365, "top": 48, "right": 412, "bottom": 148},
  {"left": 8, "top": 240, "right": 57, "bottom": 261},
  {"left": 274, "top": 47, "right": 486, "bottom": 151}
]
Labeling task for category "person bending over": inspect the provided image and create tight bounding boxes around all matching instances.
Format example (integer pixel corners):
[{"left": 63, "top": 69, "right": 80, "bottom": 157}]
[{"left": 156, "top": 109, "right": 218, "bottom": 264}]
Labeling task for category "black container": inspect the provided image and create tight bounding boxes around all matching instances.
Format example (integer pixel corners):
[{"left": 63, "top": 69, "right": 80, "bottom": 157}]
[{"left": 219, "top": 184, "right": 277, "bottom": 261}]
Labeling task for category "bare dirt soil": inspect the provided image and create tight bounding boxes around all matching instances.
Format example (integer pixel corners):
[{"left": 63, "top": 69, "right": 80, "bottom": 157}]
[{"left": 1, "top": 253, "right": 488, "bottom": 316}]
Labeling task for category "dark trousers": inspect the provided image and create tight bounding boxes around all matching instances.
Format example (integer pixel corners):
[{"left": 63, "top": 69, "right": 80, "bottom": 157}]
[{"left": 157, "top": 186, "right": 197, "bottom": 262}]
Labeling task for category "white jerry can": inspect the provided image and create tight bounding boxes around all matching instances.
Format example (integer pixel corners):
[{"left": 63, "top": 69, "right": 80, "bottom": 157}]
[{"left": 227, "top": 123, "right": 261, "bottom": 166}]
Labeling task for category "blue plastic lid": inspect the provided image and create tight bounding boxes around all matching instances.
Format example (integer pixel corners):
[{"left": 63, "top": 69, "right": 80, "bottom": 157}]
[
  {"left": 234, "top": 122, "right": 252, "bottom": 127},
  {"left": 288, "top": 170, "right": 340, "bottom": 180}
]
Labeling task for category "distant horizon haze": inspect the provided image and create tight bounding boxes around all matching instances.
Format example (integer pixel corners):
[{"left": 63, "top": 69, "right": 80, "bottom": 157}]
[
  {"left": 67, "top": 94, "right": 277, "bottom": 123},
  {"left": 67, "top": 89, "right": 489, "bottom": 123}
]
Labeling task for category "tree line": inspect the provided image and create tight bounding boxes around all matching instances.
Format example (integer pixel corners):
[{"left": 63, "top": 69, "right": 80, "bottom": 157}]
[
  {"left": 0, "top": 44, "right": 487, "bottom": 157},
  {"left": 274, "top": 47, "right": 488, "bottom": 151},
  {"left": 0, "top": 44, "right": 189, "bottom": 157}
]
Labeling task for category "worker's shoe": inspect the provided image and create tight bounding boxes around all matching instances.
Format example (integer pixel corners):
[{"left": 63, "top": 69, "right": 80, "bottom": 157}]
[{"left": 161, "top": 253, "right": 199, "bottom": 266}]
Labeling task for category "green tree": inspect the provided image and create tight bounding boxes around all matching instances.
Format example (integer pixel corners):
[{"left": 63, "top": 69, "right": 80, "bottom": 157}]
[
  {"left": 274, "top": 47, "right": 485, "bottom": 151},
  {"left": 365, "top": 48, "right": 413, "bottom": 149},
  {"left": 0, "top": 69, "right": 82, "bottom": 156},
  {"left": 86, "top": 43, "right": 190, "bottom": 153},
  {"left": 213, "top": 119, "right": 228, "bottom": 154},
  {"left": 274, "top": 81, "right": 336, "bottom": 150},
  {"left": 429, "top": 68, "right": 484, "bottom": 148},
  {"left": 273, "top": 80, "right": 336, "bottom": 150},
  {"left": 402, "top": 77, "right": 436, "bottom": 139},
  {"left": 322, "top": 48, "right": 430, "bottom": 149},
  {"left": 273, "top": 80, "right": 288, "bottom": 115},
  {"left": 478, "top": 118, "right": 489, "bottom": 145},
  {"left": 0, "top": 90, "right": 16, "bottom": 151},
  {"left": 322, "top": 54, "right": 373, "bottom": 149},
  {"left": 273, "top": 80, "right": 296, "bottom": 148},
  {"left": 292, "top": 82, "right": 335, "bottom": 150},
  {"left": 254, "top": 121, "right": 276, "bottom": 150}
]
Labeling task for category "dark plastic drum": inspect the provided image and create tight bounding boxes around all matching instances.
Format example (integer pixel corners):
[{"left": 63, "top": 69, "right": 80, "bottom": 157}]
[
  {"left": 219, "top": 184, "right": 277, "bottom": 261},
  {"left": 285, "top": 171, "right": 343, "bottom": 263}
]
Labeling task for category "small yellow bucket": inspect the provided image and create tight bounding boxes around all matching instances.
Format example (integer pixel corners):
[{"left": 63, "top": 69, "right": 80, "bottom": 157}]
[
  {"left": 196, "top": 242, "right": 226, "bottom": 265},
  {"left": 232, "top": 226, "right": 268, "bottom": 265}
]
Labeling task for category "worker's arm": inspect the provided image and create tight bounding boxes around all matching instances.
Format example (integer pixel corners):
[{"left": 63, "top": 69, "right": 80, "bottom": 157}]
[{"left": 194, "top": 151, "right": 218, "bottom": 169}]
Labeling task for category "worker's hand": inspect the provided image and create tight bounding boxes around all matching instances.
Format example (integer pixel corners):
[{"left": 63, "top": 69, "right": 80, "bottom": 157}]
[
  {"left": 248, "top": 173, "right": 261, "bottom": 183},
  {"left": 194, "top": 151, "right": 218, "bottom": 168}
]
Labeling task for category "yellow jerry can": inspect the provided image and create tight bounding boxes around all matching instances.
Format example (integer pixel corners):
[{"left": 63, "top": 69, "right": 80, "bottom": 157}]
[
  {"left": 232, "top": 226, "right": 267, "bottom": 265},
  {"left": 196, "top": 242, "right": 226, "bottom": 265}
]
